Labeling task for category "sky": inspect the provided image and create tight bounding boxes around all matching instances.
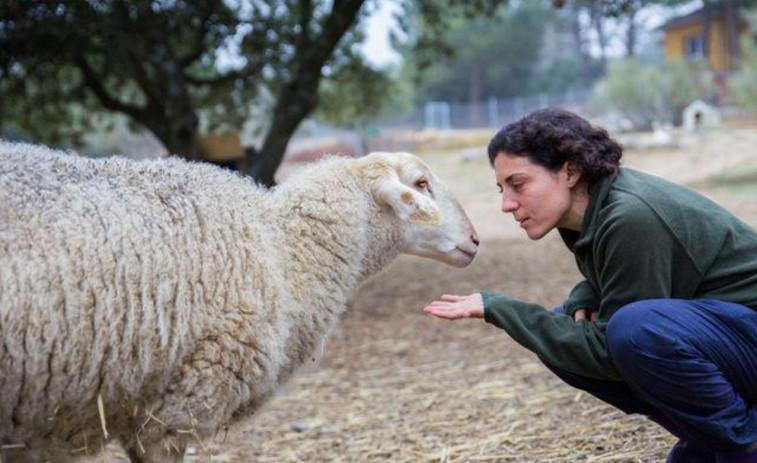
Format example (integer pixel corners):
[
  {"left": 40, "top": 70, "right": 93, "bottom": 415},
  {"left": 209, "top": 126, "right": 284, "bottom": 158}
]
[{"left": 359, "top": 0, "right": 403, "bottom": 68}]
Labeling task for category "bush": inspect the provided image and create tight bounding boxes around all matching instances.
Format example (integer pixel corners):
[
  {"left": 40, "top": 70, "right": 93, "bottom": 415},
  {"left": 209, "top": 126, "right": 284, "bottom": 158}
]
[{"left": 591, "top": 58, "right": 705, "bottom": 130}]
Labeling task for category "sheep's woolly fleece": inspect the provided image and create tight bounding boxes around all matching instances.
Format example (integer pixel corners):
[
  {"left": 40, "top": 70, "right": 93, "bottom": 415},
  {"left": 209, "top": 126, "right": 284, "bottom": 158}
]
[{"left": 0, "top": 140, "right": 476, "bottom": 462}]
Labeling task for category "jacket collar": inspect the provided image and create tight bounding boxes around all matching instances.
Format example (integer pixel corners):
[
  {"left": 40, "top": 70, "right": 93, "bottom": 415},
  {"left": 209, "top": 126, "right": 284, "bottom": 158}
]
[{"left": 558, "top": 170, "right": 619, "bottom": 252}]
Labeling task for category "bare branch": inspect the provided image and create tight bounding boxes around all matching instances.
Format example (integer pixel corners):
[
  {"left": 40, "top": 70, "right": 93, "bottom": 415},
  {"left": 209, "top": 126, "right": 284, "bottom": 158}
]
[
  {"left": 75, "top": 55, "right": 147, "bottom": 121},
  {"left": 183, "top": 67, "right": 251, "bottom": 87},
  {"left": 298, "top": 0, "right": 314, "bottom": 53},
  {"left": 308, "top": 0, "right": 365, "bottom": 66},
  {"left": 127, "top": 50, "right": 161, "bottom": 106}
]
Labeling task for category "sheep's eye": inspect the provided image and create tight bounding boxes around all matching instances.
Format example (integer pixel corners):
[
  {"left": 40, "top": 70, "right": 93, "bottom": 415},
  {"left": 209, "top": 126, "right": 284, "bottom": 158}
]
[{"left": 415, "top": 178, "right": 428, "bottom": 190}]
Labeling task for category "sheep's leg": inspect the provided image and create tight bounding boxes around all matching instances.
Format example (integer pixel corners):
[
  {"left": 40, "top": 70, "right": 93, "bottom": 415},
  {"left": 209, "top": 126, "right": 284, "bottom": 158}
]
[
  {"left": 123, "top": 424, "right": 188, "bottom": 463},
  {"left": 126, "top": 435, "right": 185, "bottom": 463},
  {"left": 75, "top": 439, "right": 132, "bottom": 462},
  {"left": 125, "top": 339, "right": 251, "bottom": 462}
]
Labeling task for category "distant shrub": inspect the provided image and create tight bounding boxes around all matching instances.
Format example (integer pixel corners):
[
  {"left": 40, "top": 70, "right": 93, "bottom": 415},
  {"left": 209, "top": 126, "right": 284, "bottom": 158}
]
[{"left": 591, "top": 58, "right": 705, "bottom": 130}]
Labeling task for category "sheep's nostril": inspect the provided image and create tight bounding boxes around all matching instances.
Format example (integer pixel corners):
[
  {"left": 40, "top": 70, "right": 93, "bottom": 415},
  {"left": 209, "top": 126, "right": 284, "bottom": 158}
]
[{"left": 471, "top": 233, "right": 480, "bottom": 246}]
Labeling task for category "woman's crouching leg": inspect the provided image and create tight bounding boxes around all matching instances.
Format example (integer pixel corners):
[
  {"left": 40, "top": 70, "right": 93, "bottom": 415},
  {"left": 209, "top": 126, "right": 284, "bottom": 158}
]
[{"left": 606, "top": 299, "right": 757, "bottom": 460}]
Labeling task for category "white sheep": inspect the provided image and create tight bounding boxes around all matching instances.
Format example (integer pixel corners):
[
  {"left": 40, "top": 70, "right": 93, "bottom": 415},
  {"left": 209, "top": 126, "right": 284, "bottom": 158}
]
[{"left": 0, "top": 140, "right": 479, "bottom": 462}]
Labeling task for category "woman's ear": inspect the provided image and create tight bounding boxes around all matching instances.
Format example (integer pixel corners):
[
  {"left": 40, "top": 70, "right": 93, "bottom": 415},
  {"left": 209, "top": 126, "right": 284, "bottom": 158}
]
[{"left": 564, "top": 162, "right": 582, "bottom": 188}]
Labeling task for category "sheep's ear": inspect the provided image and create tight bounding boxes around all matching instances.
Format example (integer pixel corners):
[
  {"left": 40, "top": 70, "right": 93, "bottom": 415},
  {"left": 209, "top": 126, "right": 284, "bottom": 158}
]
[{"left": 374, "top": 173, "right": 441, "bottom": 225}]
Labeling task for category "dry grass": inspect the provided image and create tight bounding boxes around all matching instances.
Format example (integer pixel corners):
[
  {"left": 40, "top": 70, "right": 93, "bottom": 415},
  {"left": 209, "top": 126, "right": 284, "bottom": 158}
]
[{"left": 186, "top": 127, "right": 757, "bottom": 463}]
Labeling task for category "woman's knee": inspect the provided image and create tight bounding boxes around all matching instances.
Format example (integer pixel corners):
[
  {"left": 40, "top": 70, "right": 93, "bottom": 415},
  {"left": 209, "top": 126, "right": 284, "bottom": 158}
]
[{"left": 606, "top": 299, "right": 675, "bottom": 370}]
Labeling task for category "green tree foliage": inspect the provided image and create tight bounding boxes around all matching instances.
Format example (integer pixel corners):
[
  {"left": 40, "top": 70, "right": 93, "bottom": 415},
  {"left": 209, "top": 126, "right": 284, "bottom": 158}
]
[
  {"left": 396, "top": 0, "right": 622, "bottom": 109},
  {"left": 1, "top": 0, "right": 383, "bottom": 186},
  {"left": 1, "top": 2, "right": 240, "bottom": 156},
  {"left": 313, "top": 52, "right": 396, "bottom": 129},
  {"left": 0, "top": 0, "right": 518, "bottom": 186},
  {"left": 591, "top": 58, "right": 706, "bottom": 129},
  {"left": 399, "top": 2, "right": 557, "bottom": 104}
]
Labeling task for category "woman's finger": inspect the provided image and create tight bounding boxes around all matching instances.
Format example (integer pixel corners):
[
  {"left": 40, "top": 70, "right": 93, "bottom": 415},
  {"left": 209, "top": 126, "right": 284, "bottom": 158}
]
[{"left": 423, "top": 306, "right": 464, "bottom": 320}]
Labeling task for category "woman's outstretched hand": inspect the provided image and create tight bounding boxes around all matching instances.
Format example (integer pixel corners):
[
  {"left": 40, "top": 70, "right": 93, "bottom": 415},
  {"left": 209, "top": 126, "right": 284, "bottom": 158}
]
[{"left": 423, "top": 293, "right": 485, "bottom": 320}]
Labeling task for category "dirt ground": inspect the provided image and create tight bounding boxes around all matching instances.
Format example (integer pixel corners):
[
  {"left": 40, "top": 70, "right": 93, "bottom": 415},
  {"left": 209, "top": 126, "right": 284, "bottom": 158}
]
[{"left": 189, "top": 127, "right": 757, "bottom": 463}]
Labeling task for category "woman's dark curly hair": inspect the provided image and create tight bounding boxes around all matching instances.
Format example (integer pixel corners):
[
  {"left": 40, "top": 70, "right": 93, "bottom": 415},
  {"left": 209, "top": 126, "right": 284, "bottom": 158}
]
[{"left": 487, "top": 108, "right": 622, "bottom": 191}]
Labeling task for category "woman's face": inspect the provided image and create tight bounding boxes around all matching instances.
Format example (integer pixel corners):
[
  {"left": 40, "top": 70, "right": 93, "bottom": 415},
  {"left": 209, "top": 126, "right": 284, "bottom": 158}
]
[{"left": 493, "top": 152, "right": 583, "bottom": 240}]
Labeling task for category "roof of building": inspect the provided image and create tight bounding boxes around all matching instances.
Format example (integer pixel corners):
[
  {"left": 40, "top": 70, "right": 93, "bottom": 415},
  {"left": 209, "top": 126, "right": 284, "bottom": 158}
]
[{"left": 658, "top": 5, "right": 729, "bottom": 31}]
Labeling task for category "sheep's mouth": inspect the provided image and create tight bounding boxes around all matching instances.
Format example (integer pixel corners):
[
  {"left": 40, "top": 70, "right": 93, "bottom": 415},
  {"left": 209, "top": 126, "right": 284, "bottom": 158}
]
[{"left": 451, "top": 245, "right": 477, "bottom": 267}]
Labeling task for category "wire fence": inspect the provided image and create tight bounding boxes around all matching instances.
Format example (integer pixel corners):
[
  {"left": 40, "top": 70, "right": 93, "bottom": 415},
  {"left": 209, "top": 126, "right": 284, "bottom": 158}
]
[
  {"left": 380, "top": 87, "right": 595, "bottom": 131},
  {"left": 284, "top": 87, "right": 598, "bottom": 158}
]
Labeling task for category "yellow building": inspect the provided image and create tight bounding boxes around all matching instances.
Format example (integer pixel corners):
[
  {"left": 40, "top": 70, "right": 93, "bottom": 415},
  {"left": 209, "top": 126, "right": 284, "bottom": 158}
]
[{"left": 661, "top": 4, "right": 749, "bottom": 73}]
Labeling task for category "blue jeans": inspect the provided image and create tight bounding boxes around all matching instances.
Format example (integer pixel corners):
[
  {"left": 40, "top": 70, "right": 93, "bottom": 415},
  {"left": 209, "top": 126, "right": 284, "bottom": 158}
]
[{"left": 546, "top": 300, "right": 757, "bottom": 462}]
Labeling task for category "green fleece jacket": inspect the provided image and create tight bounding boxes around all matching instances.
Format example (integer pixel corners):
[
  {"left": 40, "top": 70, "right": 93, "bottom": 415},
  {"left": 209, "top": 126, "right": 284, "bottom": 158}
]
[{"left": 483, "top": 168, "right": 757, "bottom": 381}]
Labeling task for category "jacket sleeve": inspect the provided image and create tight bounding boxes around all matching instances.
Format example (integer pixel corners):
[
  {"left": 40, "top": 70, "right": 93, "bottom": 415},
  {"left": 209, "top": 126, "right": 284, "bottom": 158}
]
[
  {"left": 562, "top": 280, "right": 600, "bottom": 318},
  {"left": 483, "top": 291, "right": 621, "bottom": 380}
]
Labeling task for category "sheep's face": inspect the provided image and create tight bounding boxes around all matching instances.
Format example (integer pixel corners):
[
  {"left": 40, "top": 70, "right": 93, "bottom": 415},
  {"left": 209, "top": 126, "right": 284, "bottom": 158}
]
[{"left": 365, "top": 152, "right": 479, "bottom": 268}]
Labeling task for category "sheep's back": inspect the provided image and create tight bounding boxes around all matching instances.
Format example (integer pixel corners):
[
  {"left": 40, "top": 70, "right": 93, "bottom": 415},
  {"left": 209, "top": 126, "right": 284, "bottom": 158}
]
[{"left": 0, "top": 143, "right": 274, "bottom": 444}]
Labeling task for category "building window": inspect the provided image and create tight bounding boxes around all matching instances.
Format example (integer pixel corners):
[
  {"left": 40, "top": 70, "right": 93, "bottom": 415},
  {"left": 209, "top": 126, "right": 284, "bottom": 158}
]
[{"left": 684, "top": 34, "right": 705, "bottom": 58}]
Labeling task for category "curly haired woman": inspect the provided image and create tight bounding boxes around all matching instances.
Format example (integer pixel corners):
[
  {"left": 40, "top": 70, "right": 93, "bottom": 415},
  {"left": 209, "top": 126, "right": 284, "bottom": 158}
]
[{"left": 424, "top": 108, "right": 757, "bottom": 463}]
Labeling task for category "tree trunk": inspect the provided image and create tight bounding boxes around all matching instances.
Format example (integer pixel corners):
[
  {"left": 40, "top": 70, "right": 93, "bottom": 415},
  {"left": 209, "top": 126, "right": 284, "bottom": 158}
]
[
  {"left": 238, "top": 0, "right": 367, "bottom": 187},
  {"left": 625, "top": 8, "right": 637, "bottom": 57},
  {"left": 146, "top": 107, "right": 200, "bottom": 161},
  {"left": 158, "top": 60, "right": 202, "bottom": 161},
  {"left": 244, "top": 70, "right": 321, "bottom": 187},
  {"left": 570, "top": 2, "right": 592, "bottom": 87},
  {"left": 590, "top": 0, "right": 608, "bottom": 75},
  {"left": 167, "top": 119, "right": 200, "bottom": 160}
]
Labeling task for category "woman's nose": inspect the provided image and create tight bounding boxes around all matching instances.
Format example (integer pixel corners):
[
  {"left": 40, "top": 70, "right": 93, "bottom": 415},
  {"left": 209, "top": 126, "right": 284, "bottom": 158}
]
[{"left": 501, "top": 195, "right": 518, "bottom": 213}]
